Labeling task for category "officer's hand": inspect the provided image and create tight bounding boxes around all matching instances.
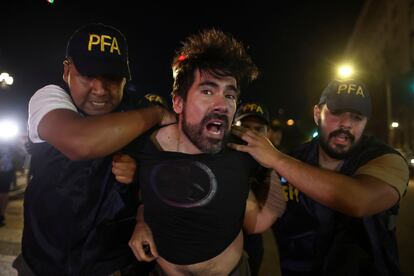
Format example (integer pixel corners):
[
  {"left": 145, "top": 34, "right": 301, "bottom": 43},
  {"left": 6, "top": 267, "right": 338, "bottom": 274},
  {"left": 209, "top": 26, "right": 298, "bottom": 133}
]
[
  {"left": 228, "top": 125, "right": 279, "bottom": 169},
  {"left": 112, "top": 153, "right": 137, "bottom": 184}
]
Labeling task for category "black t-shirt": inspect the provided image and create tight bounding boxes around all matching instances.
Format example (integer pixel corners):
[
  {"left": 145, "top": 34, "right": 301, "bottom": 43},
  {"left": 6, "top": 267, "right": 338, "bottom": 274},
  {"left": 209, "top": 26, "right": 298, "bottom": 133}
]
[{"left": 137, "top": 131, "right": 258, "bottom": 265}]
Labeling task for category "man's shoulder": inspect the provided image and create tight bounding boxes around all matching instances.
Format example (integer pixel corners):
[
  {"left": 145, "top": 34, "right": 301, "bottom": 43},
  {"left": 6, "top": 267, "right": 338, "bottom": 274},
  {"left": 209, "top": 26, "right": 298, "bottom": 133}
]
[
  {"left": 289, "top": 139, "right": 318, "bottom": 161},
  {"left": 358, "top": 135, "right": 399, "bottom": 158},
  {"left": 220, "top": 145, "right": 261, "bottom": 174},
  {"left": 123, "top": 125, "right": 162, "bottom": 157},
  {"left": 155, "top": 124, "right": 179, "bottom": 151},
  {"left": 32, "top": 84, "right": 67, "bottom": 97},
  {"left": 28, "top": 84, "right": 78, "bottom": 144},
  {"left": 30, "top": 84, "right": 71, "bottom": 106}
]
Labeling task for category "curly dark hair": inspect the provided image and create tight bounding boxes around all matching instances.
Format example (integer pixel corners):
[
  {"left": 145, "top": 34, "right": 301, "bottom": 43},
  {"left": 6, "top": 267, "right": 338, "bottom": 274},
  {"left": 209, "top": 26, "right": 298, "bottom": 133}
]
[{"left": 171, "top": 29, "right": 259, "bottom": 99}]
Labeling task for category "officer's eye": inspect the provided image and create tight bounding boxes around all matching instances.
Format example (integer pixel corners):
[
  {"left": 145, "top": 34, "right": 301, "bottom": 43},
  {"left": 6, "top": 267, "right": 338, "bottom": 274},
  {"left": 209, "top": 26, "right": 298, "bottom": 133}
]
[{"left": 351, "top": 114, "right": 363, "bottom": 121}]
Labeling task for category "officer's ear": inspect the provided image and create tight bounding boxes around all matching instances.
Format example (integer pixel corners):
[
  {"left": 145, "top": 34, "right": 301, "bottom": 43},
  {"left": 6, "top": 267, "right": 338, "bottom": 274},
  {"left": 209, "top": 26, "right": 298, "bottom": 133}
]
[{"left": 313, "top": 104, "right": 321, "bottom": 126}]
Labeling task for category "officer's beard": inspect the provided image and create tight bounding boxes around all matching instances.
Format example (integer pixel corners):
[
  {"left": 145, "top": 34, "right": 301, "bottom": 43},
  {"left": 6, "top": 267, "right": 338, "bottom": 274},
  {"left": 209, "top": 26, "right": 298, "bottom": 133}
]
[{"left": 318, "top": 122, "right": 362, "bottom": 160}]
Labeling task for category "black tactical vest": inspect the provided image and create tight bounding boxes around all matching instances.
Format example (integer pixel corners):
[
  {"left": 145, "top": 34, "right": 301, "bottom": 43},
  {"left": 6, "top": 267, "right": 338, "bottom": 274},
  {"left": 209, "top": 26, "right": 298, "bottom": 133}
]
[
  {"left": 22, "top": 89, "right": 142, "bottom": 275},
  {"left": 274, "top": 135, "right": 407, "bottom": 276}
]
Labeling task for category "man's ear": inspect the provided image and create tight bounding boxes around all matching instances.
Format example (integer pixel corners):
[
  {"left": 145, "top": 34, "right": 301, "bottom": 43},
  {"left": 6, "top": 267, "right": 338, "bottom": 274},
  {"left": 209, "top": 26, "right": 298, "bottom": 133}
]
[
  {"left": 313, "top": 104, "right": 321, "bottom": 126},
  {"left": 173, "top": 94, "right": 183, "bottom": 114},
  {"left": 63, "top": 60, "right": 69, "bottom": 83}
]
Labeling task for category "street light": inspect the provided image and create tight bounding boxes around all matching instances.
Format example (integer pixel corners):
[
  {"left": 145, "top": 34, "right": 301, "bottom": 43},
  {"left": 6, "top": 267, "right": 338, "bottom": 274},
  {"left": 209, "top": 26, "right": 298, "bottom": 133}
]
[
  {"left": 0, "top": 119, "right": 19, "bottom": 140},
  {"left": 0, "top": 72, "right": 14, "bottom": 87},
  {"left": 286, "top": 119, "right": 295, "bottom": 126},
  {"left": 337, "top": 64, "right": 354, "bottom": 79}
]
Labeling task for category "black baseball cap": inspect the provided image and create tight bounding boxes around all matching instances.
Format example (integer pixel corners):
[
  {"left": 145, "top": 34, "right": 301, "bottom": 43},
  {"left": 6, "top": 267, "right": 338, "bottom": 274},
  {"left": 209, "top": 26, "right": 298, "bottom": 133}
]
[
  {"left": 66, "top": 23, "right": 131, "bottom": 80},
  {"left": 319, "top": 79, "right": 371, "bottom": 117},
  {"left": 234, "top": 102, "right": 270, "bottom": 125}
]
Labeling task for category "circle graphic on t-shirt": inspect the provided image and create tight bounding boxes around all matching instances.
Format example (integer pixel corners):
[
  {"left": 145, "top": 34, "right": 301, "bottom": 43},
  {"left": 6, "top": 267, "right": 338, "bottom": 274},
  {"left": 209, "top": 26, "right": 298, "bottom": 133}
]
[{"left": 150, "top": 159, "right": 217, "bottom": 208}]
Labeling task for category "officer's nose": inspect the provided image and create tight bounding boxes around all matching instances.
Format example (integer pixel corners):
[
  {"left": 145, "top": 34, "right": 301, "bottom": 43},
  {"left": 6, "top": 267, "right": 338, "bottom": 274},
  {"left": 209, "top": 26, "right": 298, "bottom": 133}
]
[{"left": 90, "top": 78, "right": 108, "bottom": 96}]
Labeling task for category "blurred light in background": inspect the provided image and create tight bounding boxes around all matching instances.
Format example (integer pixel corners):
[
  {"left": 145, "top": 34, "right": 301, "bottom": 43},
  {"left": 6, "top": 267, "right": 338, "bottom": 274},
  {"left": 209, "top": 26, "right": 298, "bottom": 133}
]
[
  {"left": 0, "top": 119, "right": 19, "bottom": 140},
  {"left": 409, "top": 81, "right": 414, "bottom": 94},
  {"left": 0, "top": 72, "right": 14, "bottom": 86},
  {"left": 337, "top": 64, "right": 354, "bottom": 79},
  {"left": 391, "top": 121, "right": 399, "bottom": 128},
  {"left": 286, "top": 119, "right": 295, "bottom": 126}
]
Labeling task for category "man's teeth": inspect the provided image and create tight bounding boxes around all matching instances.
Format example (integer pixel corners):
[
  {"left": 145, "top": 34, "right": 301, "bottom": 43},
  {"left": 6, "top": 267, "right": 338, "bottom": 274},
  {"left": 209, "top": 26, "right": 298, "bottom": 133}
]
[{"left": 207, "top": 122, "right": 223, "bottom": 134}]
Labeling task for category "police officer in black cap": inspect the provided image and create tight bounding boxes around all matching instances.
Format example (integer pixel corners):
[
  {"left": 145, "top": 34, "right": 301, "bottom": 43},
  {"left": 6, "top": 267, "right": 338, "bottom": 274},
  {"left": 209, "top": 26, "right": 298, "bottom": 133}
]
[
  {"left": 231, "top": 79, "right": 409, "bottom": 276},
  {"left": 14, "top": 23, "right": 173, "bottom": 276},
  {"left": 234, "top": 102, "right": 282, "bottom": 276}
]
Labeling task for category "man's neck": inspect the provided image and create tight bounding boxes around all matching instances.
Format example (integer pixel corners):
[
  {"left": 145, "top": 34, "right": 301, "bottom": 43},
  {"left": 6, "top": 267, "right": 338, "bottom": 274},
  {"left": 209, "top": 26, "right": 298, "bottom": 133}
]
[
  {"left": 155, "top": 124, "right": 203, "bottom": 154},
  {"left": 318, "top": 146, "right": 344, "bottom": 171}
]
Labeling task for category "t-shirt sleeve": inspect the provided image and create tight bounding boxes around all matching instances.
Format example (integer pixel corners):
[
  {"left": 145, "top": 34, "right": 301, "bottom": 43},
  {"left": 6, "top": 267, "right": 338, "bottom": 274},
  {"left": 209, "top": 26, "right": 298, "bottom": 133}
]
[
  {"left": 28, "top": 85, "right": 78, "bottom": 143},
  {"left": 354, "top": 153, "right": 409, "bottom": 198}
]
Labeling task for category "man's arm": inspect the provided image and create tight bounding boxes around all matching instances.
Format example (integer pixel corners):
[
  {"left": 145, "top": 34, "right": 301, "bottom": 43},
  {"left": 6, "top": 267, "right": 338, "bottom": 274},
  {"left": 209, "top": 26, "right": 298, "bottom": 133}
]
[
  {"left": 244, "top": 171, "right": 286, "bottom": 234},
  {"left": 38, "top": 106, "right": 170, "bottom": 160},
  {"left": 264, "top": 154, "right": 401, "bottom": 217},
  {"left": 229, "top": 126, "right": 407, "bottom": 217},
  {"left": 129, "top": 204, "right": 158, "bottom": 262}
]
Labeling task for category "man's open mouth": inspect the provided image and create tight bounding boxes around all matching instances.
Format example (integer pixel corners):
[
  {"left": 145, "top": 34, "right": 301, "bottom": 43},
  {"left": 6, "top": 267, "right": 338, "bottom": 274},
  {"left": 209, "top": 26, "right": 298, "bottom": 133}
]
[{"left": 206, "top": 119, "right": 226, "bottom": 136}]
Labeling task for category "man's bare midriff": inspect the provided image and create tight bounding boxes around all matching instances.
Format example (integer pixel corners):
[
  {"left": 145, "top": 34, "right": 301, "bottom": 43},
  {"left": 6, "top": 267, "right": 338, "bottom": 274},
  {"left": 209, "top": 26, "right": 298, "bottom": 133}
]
[{"left": 156, "top": 231, "right": 244, "bottom": 276}]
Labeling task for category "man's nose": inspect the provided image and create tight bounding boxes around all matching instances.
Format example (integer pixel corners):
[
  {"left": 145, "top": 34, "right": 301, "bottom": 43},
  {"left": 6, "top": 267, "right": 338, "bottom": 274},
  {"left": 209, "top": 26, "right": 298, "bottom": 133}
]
[
  {"left": 212, "top": 94, "right": 228, "bottom": 113},
  {"left": 339, "top": 113, "right": 353, "bottom": 128}
]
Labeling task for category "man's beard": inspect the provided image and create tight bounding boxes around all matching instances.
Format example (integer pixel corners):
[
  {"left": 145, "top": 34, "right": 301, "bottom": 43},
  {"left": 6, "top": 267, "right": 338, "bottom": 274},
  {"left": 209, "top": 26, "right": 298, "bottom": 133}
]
[
  {"left": 182, "top": 110, "right": 230, "bottom": 154},
  {"left": 318, "top": 124, "right": 361, "bottom": 160}
]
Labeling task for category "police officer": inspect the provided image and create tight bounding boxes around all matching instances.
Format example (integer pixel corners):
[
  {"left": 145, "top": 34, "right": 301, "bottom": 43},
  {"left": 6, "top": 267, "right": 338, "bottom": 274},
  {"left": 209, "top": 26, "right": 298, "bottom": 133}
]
[
  {"left": 234, "top": 102, "right": 281, "bottom": 276},
  {"left": 14, "top": 23, "right": 173, "bottom": 276},
  {"left": 230, "top": 79, "right": 409, "bottom": 275}
]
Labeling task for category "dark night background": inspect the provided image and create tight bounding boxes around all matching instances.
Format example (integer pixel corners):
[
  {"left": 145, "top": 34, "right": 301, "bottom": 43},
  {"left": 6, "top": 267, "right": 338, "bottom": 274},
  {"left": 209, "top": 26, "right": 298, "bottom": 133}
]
[{"left": 0, "top": 0, "right": 364, "bottom": 149}]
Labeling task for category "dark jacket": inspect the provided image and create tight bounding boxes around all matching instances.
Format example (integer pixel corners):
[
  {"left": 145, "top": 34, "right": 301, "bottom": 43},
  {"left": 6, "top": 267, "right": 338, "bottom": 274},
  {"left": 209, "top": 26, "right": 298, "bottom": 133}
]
[{"left": 274, "top": 135, "right": 407, "bottom": 276}]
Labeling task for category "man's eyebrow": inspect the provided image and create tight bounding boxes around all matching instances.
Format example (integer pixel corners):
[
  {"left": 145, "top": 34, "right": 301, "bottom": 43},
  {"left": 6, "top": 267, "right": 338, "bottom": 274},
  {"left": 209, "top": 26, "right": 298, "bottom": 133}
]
[
  {"left": 226, "top": 84, "right": 239, "bottom": 93},
  {"left": 199, "top": 80, "right": 239, "bottom": 93},
  {"left": 198, "top": 80, "right": 219, "bottom": 88}
]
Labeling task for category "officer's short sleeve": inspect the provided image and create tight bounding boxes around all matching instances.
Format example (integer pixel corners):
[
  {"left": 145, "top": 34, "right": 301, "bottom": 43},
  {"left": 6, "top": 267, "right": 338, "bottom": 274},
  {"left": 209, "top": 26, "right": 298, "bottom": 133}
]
[
  {"left": 354, "top": 153, "right": 409, "bottom": 198},
  {"left": 28, "top": 85, "right": 77, "bottom": 143}
]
